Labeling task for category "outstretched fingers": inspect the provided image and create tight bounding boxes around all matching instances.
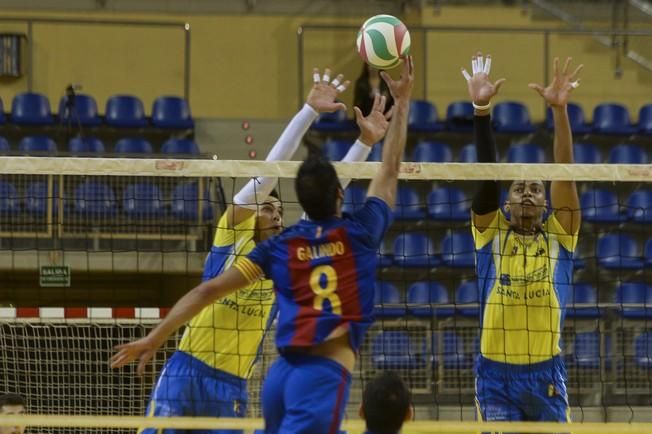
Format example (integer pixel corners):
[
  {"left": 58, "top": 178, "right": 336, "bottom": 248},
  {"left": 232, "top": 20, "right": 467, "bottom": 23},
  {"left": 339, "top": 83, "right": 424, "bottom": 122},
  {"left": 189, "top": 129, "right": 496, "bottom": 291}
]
[
  {"left": 569, "top": 64, "right": 584, "bottom": 81},
  {"left": 562, "top": 57, "right": 572, "bottom": 74},
  {"left": 528, "top": 83, "right": 545, "bottom": 96},
  {"left": 494, "top": 78, "right": 507, "bottom": 92}
]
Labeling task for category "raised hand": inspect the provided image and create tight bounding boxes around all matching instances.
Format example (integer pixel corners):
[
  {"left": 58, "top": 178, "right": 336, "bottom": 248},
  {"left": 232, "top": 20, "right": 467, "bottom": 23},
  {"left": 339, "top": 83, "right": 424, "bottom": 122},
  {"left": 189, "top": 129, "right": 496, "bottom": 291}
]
[
  {"left": 306, "top": 67, "right": 351, "bottom": 113},
  {"left": 353, "top": 93, "right": 393, "bottom": 146},
  {"left": 461, "top": 52, "right": 506, "bottom": 105},
  {"left": 528, "top": 57, "right": 583, "bottom": 107},
  {"left": 380, "top": 55, "right": 414, "bottom": 102},
  {"left": 111, "top": 336, "right": 160, "bottom": 375}
]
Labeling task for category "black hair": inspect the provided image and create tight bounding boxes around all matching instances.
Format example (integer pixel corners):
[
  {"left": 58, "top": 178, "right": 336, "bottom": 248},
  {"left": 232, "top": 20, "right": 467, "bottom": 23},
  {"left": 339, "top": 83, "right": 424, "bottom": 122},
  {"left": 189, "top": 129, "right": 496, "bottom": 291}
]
[
  {"left": 362, "top": 371, "right": 411, "bottom": 434},
  {"left": 0, "top": 394, "right": 25, "bottom": 408},
  {"left": 268, "top": 188, "right": 279, "bottom": 200},
  {"left": 295, "top": 144, "right": 341, "bottom": 221}
]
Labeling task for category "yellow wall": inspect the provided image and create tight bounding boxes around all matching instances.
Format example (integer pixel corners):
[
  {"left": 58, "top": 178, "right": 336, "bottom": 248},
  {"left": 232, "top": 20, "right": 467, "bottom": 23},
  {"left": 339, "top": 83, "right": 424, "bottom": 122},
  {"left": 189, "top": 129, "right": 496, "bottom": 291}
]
[{"left": 0, "top": 7, "right": 650, "bottom": 121}]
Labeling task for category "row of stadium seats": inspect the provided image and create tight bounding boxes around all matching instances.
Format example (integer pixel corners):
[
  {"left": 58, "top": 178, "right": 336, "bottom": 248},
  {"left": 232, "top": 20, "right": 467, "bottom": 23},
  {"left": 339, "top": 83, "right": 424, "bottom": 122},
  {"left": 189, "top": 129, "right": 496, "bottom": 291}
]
[
  {"left": 0, "top": 181, "right": 213, "bottom": 221},
  {"left": 377, "top": 231, "right": 652, "bottom": 269},
  {"left": 374, "top": 281, "right": 652, "bottom": 319},
  {"left": 314, "top": 100, "right": 652, "bottom": 135},
  {"left": 346, "top": 185, "right": 652, "bottom": 224},
  {"left": 0, "top": 136, "right": 200, "bottom": 155},
  {"left": 369, "top": 330, "right": 651, "bottom": 371},
  {"left": 0, "top": 93, "right": 193, "bottom": 129},
  {"left": 327, "top": 140, "right": 650, "bottom": 164}
]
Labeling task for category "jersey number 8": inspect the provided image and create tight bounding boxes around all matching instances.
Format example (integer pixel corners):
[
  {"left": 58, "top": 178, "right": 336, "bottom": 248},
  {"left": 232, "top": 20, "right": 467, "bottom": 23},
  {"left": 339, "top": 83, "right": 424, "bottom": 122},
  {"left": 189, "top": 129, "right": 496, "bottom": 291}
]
[{"left": 309, "top": 265, "right": 342, "bottom": 315}]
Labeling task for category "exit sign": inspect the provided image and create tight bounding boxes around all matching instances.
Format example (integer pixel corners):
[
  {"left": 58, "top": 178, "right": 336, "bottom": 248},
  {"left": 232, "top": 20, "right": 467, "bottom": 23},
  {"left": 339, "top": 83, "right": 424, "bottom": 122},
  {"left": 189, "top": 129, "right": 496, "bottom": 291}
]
[{"left": 39, "top": 266, "right": 71, "bottom": 287}]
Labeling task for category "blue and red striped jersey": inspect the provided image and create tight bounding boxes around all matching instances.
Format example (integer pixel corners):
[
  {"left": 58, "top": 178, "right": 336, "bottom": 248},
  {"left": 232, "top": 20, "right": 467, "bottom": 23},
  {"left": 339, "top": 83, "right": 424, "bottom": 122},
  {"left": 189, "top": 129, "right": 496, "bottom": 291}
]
[{"left": 245, "top": 197, "right": 392, "bottom": 352}]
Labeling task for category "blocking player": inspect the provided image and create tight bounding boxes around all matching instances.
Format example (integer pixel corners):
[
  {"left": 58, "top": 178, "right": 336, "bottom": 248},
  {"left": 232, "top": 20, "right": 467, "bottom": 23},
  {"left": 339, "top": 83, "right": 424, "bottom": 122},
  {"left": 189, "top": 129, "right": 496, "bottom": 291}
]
[
  {"left": 112, "top": 67, "right": 393, "bottom": 434},
  {"left": 112, "top": 55, "right": 413, "bottom": 434},
  {"left": 462, "top": 52, "right": 582, "bottom": 425}
]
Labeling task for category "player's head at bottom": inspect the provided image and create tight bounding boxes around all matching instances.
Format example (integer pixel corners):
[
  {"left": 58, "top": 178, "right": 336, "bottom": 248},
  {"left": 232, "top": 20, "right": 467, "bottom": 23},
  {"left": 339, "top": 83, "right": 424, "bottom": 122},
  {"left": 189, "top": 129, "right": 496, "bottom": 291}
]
[
  {"left": 0, "top": 394, "right": 26, "bottom": 434},
  {"left": 296, "top": 145, "right": 343, "bottom": 221},
  {"left": 360, "top": 371, "right": 413, "bottom": 434}
]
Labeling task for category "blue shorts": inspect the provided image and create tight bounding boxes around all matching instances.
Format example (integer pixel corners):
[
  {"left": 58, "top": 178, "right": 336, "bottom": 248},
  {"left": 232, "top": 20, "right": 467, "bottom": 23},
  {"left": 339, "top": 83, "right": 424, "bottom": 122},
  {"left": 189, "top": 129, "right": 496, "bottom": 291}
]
[
  {"left": 140, "top": 351, "right": 248, "bottom": 434},
  {"left": 262, "top": 353, "right": 351, "bottom": 434},
  {"left": 475, "top": 355, "right": 570, "bottom": 429}
]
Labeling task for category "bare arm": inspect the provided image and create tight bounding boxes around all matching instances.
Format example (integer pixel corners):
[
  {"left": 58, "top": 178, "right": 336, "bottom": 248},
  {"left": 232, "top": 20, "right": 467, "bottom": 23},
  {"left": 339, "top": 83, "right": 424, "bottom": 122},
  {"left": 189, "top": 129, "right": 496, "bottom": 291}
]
[
  {"left": 228, "top": 67, "right": 351, "bottom": 227},
  {"left": 367, "top": 56, "right": 414, "bottom": 206},
  {"left": 462, "top": 52, "right": 506, "bottom": 232},
  {"left": 529, "top": 57, "right": 582, "bottom": 234},
  {"left": 111, "top": 266, "right": 256, "bottom": 374}
]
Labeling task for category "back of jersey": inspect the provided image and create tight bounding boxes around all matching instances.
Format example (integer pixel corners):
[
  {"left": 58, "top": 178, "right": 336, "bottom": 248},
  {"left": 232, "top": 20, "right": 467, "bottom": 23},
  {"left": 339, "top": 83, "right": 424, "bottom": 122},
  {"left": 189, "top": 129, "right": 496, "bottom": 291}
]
[{"left": 247, "top": 197, "right": 392, "bottom": 353}]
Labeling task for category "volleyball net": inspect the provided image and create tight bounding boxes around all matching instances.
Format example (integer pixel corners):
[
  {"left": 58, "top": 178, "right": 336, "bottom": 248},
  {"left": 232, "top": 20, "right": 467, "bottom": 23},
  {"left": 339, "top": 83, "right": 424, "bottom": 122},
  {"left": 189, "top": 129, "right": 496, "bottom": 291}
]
[{"left": 1, "top": 156, "right": 652, "bottom": 433}]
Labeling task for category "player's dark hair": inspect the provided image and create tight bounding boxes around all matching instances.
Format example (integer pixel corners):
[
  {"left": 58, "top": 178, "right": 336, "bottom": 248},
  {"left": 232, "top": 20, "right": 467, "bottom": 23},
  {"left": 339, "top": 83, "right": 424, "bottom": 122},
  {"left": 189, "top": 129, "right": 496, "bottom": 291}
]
[
  {"left": 295, "top": 143, "right": 341, "bottom": 221},
  {"left": 363, "top": 371, "right": 411, "bottom": 434},
  {"left": 0, "top": 393, "right": 25, "bottom": 408},
  {"left": 268, "top": 188, "right": 279, "bottom": 200}
]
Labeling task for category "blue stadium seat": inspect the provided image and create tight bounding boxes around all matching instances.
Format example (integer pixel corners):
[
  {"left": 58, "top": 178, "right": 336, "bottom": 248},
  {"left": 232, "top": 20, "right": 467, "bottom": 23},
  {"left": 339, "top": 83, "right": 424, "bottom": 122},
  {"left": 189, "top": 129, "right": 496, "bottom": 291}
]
[
  {"left": 408, "top": 100, "right": 443, "bottom": 132},
  {"left": 18, "top": 136, "right": 57, "bottom": 153},
  {"left": 0, "top": 181, "right": 20, "bottom": 216},
  {"left": 68, "top": 136, "right": 105, "bottom": 154},
  {"left": 312, "top": 109, "right": 354, "bottom": 132},
  {"left": 458, "top": 143, "right": 477, "bottom": 163},
  {"left": 161, "top": 138, "right": 200, "bottom": 155},
  {"left": 171, "top": 182, "right": 213, "bottom": 221},
  {"left": 0, "top": 137, "right": 9, "bottom": 153},
  {"left": 455, "top": 280, "right": 479, "bottom": 317},
  {"left": 608, "top": 144, "right": 648, "bottom": 164},
  {"left": 105, "top": 95, "right": 148, "bottom": 128},
  {"left": 411, "top": 141, "right": 452, "bottom": 162},
  {"left": 571, "top": 332, "right": 603, "bottom": 369},
  {"left": 573, "top": 143, "right": 602, "bottom": 164},
  {"left": 407, "top": 281, "right": 453, "bottom": 318},
  {"left": 646, "top": 239, "right": 652, "bottom": 268},
  {"left": 506, "top": 143, "right": 545, "bottom": 163},
  {"left": 152, "top": 96, "right": 194, "bottom": 129},
  {"left": 597, "top": 233, "right": 643, "bottom": 269},
  {"left": 395, "top": 186, "right": 426, "bottom": 221},
  {"left": 638, "top": 104, "right": 652, "bottom": 135},
  {"left": 427, "top": 187, "right": 469, "bottom": 222},
  {"left": 616, "top": 283, "right": 652, "bottom": 319},
  {"left": 441, "top": 232, "right": 475, "bottom": 268},
  {"left": 567, "top": 283, "right": 600, "bottom": 318},
  {"left": 627, "top": 190, "right": 652, "bottom": 224},
  {"left": 592, "top": 103, "right": 637, "bottom": 135},
  {"left": 392, "top": 232, "right": 440, "bottom": 268},
  {"left": 367, "top": 142, "right": 383, "bottom": 162},
  {"left": 545, "top": 103, "right": 591, "bottom": 134},
  {"left": 342, "top": 185, "right": 366, "bottom": 214},
  {"left": 25, "top": 181, "right": 59, "bottom": 216},
  {"left": 580, "top": 189, "right": 623, "bottom": 223},
  {"left": 73, "top": 181, "right": 116, "bottom": 217},
  {"left": 430, "top": 331, "right": 466, "bottom": 369},
  {"left": 123, "top": 183, "right": 164, "bottom": 218},
  {"left": 445, "top": 101, "right": 473, "bottom": 132},
  {"left": 371, "top": 331, "right": 425, "bottom": 370},
  {"left": 492, "top": 101, "right": 534, "bottom": 134},
  {"left": 322, "top": 139, "right": 352, "bottom": 161},
  {"left": 0, "top": 98, "right": 5, "bottom": 124},
  {"left": 57, "top": 94, "right": 101, "bottom": 126},
  {"left": 11, "top": 92, "right": 54, "bottom": 125},
  {"left": 377, "top": 242, "right": 393, "bottom": 268},
  {"left": 114, "top": 138, "right": 153, "bottom": 154},
  {"left": 374, "top": 282, "right": 405, "bottom": 318},
  {"left": 635, "top": 332, "right": 652, "bottom": 369}
]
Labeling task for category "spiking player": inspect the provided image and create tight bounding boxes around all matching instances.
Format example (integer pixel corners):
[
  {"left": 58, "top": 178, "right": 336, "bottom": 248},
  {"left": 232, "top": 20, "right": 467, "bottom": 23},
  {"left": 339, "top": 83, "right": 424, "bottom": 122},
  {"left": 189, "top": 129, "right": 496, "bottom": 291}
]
[
  {"left": 112, "top": 55, "right": 413, "bottom": 433},
  {"left": 111, "top": 67, "right": 394, "bottom": 434},
  {"left": 462, "top": 52, "right": 582, "bottom": 425}
]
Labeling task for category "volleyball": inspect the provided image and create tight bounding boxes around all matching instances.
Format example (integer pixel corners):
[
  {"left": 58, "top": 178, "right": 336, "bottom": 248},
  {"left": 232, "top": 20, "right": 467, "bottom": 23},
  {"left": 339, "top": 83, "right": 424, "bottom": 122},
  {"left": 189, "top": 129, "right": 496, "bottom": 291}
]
[{"left": 356, "top": 14, "right": 411, "bottom": 70}]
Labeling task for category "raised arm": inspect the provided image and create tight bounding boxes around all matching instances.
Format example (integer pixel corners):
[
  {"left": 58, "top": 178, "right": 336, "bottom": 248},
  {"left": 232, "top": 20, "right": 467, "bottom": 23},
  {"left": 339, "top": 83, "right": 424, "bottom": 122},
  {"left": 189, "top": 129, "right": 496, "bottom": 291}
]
[
  {"left": 227, "top": 68, "right": 351, "bottom": 226},
  {"left": 529, "top": 57, "right": 582, "bottom": 234},
  {"left": 111, "top": 266, "right": 256, "bottom": 374},
  {"left": 462, "top": 52, "right": 506, "bottom": 232},
  {"left": 367, "top": 56, "right": 414, "bottom": 206}
]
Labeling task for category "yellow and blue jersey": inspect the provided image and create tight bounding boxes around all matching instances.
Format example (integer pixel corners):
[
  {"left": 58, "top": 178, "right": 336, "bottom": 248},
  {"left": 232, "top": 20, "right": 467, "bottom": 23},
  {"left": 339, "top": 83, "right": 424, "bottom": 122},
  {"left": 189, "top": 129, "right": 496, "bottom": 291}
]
[
  {"left": 178, "top": 212, "right": 277, "bottom": 379},
  {"left": 472, "top": 210, "right": 578, "bottom": 365}
]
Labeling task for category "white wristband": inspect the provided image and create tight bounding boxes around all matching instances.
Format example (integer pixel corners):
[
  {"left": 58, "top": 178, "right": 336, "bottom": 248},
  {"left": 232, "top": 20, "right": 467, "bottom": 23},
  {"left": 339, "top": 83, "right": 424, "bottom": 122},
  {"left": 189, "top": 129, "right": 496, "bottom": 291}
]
[{"left": 472, "top": 101, "right": 491, "bottom": 111}]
